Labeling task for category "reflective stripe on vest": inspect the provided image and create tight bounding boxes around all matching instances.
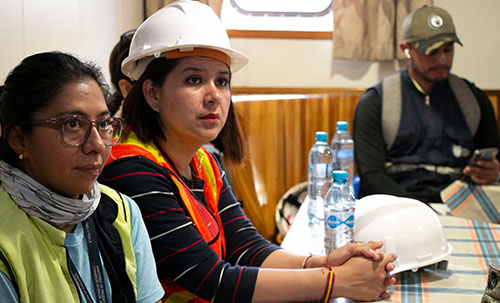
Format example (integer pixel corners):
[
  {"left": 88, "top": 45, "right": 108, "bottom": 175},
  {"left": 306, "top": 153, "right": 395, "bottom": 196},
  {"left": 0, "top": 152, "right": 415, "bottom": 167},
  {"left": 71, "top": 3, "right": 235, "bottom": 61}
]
[
  {"left": 385, "top": 162, "right": 462, "bottom": 175},
  {"left": 381, "top": 72, "right": 480, "bottom": 151},
  {"left": 107, "top": 132, "right": 225, "bottom": 303}
]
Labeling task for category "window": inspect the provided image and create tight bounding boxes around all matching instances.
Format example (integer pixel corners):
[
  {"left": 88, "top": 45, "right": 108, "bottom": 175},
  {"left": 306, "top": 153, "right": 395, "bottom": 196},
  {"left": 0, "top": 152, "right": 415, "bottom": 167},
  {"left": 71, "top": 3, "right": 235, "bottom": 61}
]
[
  {"left": 221, "top": 0, "right": 333, "bottom": 39},
  {"left": 229, "top": 0, "right": 332, "bottom": 15}
]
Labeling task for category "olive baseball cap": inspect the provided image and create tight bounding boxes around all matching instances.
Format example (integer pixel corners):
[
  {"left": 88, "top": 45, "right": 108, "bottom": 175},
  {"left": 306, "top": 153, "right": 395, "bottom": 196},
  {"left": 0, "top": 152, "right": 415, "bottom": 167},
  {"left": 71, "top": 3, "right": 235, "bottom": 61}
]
[{"left": 402, "top": 6, "right": 462, "bottom": 55}]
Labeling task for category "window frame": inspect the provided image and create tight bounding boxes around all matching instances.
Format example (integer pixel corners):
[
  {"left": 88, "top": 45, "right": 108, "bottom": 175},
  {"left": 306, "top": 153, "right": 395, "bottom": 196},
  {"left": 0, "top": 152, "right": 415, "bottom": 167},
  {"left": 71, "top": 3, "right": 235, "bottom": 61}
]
[
  {"left": 228, "top": 0, "right": 332, "bottom": 16},
  {"left": 227, "top": 30, "right": 332, "bottom": 40},
  {"left": 222, "top": 0, "right": 334, "bottom": 40}
]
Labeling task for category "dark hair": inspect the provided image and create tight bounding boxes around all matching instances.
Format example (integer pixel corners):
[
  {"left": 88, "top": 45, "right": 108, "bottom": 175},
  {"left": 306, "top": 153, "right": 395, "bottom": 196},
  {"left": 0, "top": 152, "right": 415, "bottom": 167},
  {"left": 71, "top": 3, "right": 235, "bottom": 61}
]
[
  {"left": 122, "top": 57, "right": 246, "bottom": 166},
  {"left": 0, "top": 51, "right": 110, "bottom": 166},
  {"left": 108, "top": 30, "right": 135, "bottom": 115}
]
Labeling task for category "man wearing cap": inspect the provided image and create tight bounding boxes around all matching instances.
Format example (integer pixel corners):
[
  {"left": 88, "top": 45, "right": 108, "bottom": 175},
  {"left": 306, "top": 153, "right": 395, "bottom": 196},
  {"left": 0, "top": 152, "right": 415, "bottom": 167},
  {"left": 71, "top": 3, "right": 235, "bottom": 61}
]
[{"left": 353, "top": 5, "right": 500, "bottom": 203}]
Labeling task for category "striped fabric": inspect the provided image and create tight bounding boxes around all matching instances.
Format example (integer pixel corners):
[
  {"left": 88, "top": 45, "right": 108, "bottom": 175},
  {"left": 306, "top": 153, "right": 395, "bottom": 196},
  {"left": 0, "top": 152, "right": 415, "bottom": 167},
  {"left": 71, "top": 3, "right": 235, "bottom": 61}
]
[
  {"left": 388, "top": 216, "right": 499, "bottom": 303},
  {"left": 281, "top": 201, "right": 499, "bottom": 302},
  {"left": 441, "top": 180, "right": 500, "bottom": 224},
  {"left": 100, "top": 155, "right": 280, "bottom": 302}
]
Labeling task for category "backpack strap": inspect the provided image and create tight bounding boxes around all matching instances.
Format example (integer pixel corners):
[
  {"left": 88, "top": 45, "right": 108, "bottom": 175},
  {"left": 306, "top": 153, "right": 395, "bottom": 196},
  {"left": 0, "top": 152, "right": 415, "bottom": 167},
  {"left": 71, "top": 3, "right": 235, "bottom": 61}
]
[
  {"left": 448, "top": 74, "right": 480, "bottom": 137},
  {"left": 381, "top": 72, "right": 402, "bottom": 151},
  {"left": 381, "top": 72, "right": 480, "bottom": 151}
]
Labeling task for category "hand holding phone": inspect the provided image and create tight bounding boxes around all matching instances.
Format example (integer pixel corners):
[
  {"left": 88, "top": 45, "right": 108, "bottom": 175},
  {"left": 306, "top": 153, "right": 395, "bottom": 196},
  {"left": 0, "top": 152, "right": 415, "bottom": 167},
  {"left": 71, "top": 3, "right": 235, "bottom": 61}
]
[{"left": 467, "top": 147, "right": 498, "bottom": 167}]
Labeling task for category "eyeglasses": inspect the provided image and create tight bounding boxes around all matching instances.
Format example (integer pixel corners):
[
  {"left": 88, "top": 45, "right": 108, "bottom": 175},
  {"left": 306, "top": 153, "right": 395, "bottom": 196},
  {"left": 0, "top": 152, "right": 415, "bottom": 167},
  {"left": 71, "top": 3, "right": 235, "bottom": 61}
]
[
  {"left": 118, "top": 29, "right": 136, "bottom": 53},
  {"left": 20, "top": 116, "right": 125, "bottom": 147}
]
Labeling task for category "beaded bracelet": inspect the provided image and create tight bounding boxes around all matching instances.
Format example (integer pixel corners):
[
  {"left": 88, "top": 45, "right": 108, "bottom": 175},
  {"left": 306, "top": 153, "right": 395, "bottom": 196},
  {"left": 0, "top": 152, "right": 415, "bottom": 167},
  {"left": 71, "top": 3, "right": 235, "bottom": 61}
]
[
  {"left": 301, "top": 253, "right": 314, "bottom": 269},
  {"left": 321, "top": 266, "right": 335, "bottom": 303}
]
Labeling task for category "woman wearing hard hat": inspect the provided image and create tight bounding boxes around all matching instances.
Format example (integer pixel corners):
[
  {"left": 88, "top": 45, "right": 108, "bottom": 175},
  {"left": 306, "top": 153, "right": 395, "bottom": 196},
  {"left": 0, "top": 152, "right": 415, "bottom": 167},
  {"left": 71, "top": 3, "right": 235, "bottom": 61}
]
[{"left": 100, "top": 1, "right": 397, "bottom": 302}]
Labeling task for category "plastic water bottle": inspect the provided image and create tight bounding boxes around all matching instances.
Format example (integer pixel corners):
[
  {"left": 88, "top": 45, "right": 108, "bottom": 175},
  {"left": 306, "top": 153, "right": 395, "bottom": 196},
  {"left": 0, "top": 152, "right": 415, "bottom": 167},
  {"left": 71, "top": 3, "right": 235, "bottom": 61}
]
[
  {"left": 307, "top": 131, "right": 333, "bottom": 225},
  {"left": 331, "top": 121, "right": 354, "bottom": 187},
  {"left": 324, "top": 170, "right": 355, "bottom": 254}
]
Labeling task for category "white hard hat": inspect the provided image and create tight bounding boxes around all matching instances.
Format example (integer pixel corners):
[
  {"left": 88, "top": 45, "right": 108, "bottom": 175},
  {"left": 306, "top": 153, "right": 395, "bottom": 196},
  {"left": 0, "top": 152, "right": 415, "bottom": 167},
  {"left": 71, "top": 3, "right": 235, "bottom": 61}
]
[
  {"left": 122, "top": 0, "right": 249, "bottom": 80},
  {"left": 354, "top": 194, "right": 453, "bottom": 274}
]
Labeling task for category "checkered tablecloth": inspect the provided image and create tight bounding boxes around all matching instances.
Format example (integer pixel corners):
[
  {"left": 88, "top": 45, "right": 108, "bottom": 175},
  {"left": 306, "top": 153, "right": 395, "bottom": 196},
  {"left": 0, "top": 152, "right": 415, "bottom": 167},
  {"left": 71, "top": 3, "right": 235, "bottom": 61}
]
[
  {"left": 281, "top": 201, "right": 499, "bottom": 303},
  {"left": 441, "top": 180, "right": 500, "bottom": 224}
]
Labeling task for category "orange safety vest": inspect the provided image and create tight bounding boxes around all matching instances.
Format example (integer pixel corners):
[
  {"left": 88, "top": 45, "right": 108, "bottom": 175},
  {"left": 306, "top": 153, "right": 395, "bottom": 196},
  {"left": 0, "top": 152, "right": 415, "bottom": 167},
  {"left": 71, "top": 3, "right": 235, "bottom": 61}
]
[{"left": 106, "top": 132, "right": 225, "bottom": 303}]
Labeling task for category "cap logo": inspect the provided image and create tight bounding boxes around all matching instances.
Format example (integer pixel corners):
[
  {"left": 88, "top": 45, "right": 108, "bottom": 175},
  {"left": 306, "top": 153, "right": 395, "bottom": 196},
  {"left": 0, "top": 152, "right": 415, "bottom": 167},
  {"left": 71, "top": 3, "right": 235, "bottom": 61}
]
[{"left": 427, "top": 13, "right": 445, "bottom": 30}]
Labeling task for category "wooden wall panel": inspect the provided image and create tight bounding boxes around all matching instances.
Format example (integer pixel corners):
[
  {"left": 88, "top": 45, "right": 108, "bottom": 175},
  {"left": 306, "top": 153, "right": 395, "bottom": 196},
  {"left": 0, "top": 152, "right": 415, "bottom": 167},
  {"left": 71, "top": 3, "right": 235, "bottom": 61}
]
[
  {"left": 229, "top": 88, "right": 500, "bottom": 243},
  {"left": 230, "top": 93, "right": 363, "bottom": 242},
  {"left": 230, "top": 99, "right": 285, "bottom": 242},
  {"left": 489, "top": 94, "right": 500, "bottom": 132}
]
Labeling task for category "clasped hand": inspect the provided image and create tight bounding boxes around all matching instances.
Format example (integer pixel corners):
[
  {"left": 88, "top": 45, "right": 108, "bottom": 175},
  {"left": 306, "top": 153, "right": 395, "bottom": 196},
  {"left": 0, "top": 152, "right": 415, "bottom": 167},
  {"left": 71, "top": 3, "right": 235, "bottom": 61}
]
[{"left": 325, "top": 241, "right": 397, "bottom": 301}]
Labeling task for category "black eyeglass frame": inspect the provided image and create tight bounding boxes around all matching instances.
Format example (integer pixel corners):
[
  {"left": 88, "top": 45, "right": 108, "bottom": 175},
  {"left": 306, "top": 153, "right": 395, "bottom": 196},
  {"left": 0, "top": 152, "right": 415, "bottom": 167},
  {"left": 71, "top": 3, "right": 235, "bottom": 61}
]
[{"left": 19, "top": 116, "right": 125, "bottom": 147}]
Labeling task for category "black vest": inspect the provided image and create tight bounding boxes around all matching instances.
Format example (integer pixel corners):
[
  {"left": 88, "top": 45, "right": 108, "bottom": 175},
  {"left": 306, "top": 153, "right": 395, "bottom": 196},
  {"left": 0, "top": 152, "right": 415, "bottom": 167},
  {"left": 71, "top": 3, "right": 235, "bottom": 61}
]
[
  {"left": 93, "top": 192, "right": 137, "bottom": 302},
  {"left": 374, "top": 71, "right": 477, "bottom": 202}
]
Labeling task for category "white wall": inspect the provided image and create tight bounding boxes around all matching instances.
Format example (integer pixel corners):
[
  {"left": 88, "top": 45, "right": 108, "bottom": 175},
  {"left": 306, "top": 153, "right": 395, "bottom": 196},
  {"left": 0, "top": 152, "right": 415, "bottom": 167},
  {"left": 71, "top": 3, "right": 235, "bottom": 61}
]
[
  {"left": 1, "top": 0, "right": 499, "bottom": 90},
  {"left": 230, "top": 0, "right": 500, "bottom": 90},
  {"left": 0, "top": 0, "right": 143, "bottom": 84}
]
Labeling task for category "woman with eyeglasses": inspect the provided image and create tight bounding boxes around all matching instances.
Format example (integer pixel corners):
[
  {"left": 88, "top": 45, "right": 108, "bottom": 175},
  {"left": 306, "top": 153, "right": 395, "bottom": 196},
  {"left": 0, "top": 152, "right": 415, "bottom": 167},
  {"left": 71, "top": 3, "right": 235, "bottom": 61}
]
[
  {"left": 0, "top": 51, "right": 164, "bottom": 303},
  {"left": 108, "top": 29, "right": 136, "bottom": 117},
  {"left": 99, "top": 1, "right": 396, "bottom": 302}
]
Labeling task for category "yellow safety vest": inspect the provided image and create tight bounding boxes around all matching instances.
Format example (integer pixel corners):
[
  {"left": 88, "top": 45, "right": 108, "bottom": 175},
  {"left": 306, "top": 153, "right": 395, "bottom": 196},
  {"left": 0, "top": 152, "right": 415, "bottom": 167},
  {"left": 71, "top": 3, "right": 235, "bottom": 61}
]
[{"left": 0, "top": 184, "right": 137, "bottom": 303}]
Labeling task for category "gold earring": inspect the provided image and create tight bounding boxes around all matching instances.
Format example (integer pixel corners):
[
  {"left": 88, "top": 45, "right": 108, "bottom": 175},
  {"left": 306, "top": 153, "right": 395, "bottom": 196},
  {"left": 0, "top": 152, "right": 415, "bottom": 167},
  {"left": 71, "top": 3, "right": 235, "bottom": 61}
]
[{"left": 18, "top": 154, "right": 24, "bottom": 160}]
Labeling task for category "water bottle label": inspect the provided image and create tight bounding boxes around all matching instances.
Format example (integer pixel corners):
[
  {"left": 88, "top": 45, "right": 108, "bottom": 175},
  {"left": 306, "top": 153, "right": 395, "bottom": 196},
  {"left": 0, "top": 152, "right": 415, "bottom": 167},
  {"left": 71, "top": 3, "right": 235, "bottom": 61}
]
[
  {"left": 326, "top": 214, "right": 354, "bottom": 228},
  {"left": 337, "top": 149, "right": 353, "bottom": 159},
  {"left": 310, "top": 163, "right": 333, "bottom": 178}
]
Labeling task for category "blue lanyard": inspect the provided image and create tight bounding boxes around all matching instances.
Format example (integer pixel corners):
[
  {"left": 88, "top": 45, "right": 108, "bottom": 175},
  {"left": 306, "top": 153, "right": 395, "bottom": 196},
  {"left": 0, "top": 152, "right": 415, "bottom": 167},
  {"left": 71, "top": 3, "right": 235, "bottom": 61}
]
[{"left": 66, "top": 218, "right": 108, "bottom": 303}]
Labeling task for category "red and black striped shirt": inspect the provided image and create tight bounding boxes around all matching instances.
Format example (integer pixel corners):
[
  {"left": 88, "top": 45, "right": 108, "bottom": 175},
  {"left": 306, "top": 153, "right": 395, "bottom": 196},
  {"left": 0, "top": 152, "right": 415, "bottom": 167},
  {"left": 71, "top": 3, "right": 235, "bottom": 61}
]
[{"left": 100, "top": 155, "right": 280, "bottom": 303}]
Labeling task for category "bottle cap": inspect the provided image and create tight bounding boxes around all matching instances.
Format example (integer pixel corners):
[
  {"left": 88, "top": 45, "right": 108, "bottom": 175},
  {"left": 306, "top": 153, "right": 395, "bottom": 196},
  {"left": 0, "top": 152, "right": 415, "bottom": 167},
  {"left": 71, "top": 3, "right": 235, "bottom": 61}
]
[
  {"left": 315, "top": 131, "right": 328, "bottom": 142},
  {"left": 336, "top": 121, "right": 348, "bottom": 131},
  {"left": 333, "top": 170, "right": 348, "bottom": 181}
]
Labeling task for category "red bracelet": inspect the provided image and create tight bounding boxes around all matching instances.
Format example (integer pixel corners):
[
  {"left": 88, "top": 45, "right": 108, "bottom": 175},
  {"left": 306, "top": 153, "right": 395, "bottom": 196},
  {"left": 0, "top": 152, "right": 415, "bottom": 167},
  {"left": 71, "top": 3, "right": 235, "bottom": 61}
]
[
  {"left": 321, "top": 267, "right": 335, "bottom": 303},
  {"left": 302, "top": 253, "right": 314, "bottom": 269}
]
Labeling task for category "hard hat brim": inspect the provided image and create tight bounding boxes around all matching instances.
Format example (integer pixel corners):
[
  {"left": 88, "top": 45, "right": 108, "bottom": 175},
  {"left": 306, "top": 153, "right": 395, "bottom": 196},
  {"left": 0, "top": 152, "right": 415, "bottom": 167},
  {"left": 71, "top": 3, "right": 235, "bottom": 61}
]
[
  {"left": 122, "top": 44, "right": 249, "bottom": 81},
  {"left": 355, "top": 194, "right": 454, "bottom": 274}
]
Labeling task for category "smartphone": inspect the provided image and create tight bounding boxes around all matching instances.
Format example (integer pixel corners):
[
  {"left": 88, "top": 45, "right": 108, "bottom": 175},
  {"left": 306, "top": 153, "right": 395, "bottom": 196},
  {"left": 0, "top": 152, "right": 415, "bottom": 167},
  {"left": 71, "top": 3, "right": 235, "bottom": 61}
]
[{"left": 467, "top": 147, "right": 498, "bottom": 166}]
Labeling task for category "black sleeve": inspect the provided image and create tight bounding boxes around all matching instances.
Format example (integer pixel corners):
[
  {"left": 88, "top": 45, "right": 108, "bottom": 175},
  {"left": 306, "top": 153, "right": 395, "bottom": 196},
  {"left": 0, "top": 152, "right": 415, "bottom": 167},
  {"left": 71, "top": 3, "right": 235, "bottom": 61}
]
[
  {"left": 470, "top": 84, "right": 500, "bottom": 161},
  {"left": 353, "top": 88, "right": 411, "bottom": 197}
]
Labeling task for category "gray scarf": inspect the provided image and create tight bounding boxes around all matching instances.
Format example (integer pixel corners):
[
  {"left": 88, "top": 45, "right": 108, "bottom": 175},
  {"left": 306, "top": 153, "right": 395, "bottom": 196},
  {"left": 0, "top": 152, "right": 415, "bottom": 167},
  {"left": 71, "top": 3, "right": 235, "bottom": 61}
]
[{"left": 0, "top": 160, "right": 100, "bottom": 226}]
